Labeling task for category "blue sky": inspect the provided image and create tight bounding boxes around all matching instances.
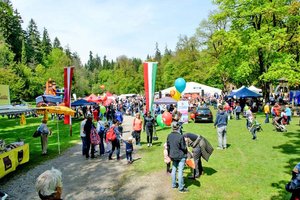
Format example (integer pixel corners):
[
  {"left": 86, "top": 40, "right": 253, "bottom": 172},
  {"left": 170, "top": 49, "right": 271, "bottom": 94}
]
[{"left": 11, "top": 0, "right": 215, "bottom": 64}]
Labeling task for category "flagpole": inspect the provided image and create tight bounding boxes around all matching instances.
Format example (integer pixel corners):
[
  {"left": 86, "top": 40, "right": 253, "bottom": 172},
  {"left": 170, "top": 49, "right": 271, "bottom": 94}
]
[{"left": 57, "top": 115, "right": 60, "bottom": 154}]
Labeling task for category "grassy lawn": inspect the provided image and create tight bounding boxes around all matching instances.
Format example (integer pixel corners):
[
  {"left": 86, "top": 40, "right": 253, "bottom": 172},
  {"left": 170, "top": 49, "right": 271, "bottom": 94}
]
[
  {"left": 0, "top": 115, "right": 81, "bottom": 184},
  {"left": 135, "top": 109, "right": 300, "bottom": 200},
  {"left": 1, "top": 110, "right": 299, "bottom": 199}
]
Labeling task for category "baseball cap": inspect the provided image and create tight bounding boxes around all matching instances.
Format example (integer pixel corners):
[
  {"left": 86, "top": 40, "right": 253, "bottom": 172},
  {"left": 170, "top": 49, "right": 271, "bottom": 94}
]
[{"left": 171, "top": 122, "right": 180, "bottom": 130}]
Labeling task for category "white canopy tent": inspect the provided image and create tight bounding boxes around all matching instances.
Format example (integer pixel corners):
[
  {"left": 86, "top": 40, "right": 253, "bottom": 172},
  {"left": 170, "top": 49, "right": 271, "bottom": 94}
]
[
  {"left": 160, "top": 82, "right": 222, "bottom": 96},
  {"left": 248, "top": 85, "right": 262, "bottom": 94}
]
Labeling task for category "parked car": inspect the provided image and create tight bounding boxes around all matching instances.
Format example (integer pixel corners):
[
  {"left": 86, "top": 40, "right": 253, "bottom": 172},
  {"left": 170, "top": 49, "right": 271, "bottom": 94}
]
[{"left": 194, "top": 107, "right": 213, "bottom": 123}]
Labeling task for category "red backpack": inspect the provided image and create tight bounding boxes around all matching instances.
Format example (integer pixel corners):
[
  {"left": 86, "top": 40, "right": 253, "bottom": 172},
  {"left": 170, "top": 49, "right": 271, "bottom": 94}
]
[
  {"left": 90, "top": 127, "right": 100, "bottom": 145},
  {"left": 106, "top": 126, "right": 117, "bottom": 141}
]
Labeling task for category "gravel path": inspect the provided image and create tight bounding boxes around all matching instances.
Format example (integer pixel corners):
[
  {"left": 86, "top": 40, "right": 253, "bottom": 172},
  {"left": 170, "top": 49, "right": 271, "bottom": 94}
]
[{"left": 1, "top": 116, "right": 176, "bottom": 200}]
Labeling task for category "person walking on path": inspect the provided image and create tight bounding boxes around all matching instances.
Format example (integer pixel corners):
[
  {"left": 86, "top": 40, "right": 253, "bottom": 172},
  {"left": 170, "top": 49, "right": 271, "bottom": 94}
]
[
  {"left": 183, "top": 133, "right": 214, "bottom": 179},
  {"left": 264, "top": 102, "right": 270, "bottom": 123},
  {"left": 121, "top": 136, "right": 134, "bottom": 164},
  {"left": 108, "top": 120, "right": 122, "bottom": 160},
  {"left": 132, "top": 112, "right": 143, "bottom": 146},
  {"left": 167, "top": 122, "right": 188, "bottom": 193},
  {"left": 84, "top": 115, "right": 96, "bottom": 159},
  {"left": 96, "top": 116, "right": 105, "bottom": 156},
  {"left": 80, "top": 117, "right": 87, "bottom": 156},
  {"left": 214, "top": 105, "right": 228, "bottom": 150},
  {"left": 143, "top": 111, "right": 155, "bottom": 147}
]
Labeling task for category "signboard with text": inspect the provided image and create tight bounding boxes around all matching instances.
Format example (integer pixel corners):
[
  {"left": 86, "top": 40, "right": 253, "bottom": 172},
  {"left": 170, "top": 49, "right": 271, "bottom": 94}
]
[
  {"left": 177, "top": 100, "right": 189, "bottom": 123},
  {"left": 0, "top": 85, "right": 10, "bottom": 105}
]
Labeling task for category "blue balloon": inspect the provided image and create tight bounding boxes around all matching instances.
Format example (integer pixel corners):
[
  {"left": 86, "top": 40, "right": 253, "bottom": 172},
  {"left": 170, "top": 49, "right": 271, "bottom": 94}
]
[{"left": 175, "top": 78, "right": 186, "bottom": 93}]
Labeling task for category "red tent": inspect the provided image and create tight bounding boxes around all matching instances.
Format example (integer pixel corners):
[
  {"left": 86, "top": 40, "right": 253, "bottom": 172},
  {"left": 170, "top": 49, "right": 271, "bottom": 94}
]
[{"left": 85, "top": 94, "right": 101, "bottom": 103}]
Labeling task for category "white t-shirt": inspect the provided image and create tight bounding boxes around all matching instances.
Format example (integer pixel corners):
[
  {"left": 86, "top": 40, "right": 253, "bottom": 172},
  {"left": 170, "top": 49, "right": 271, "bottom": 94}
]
[{"left": 80, "top": 119, "right": 87, "bottom": 137}]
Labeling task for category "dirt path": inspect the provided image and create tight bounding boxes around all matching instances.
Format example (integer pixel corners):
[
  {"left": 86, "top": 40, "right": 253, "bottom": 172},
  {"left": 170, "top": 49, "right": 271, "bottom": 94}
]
[{"left": 1, "top": 116, "right": 176, "bottom": 200}]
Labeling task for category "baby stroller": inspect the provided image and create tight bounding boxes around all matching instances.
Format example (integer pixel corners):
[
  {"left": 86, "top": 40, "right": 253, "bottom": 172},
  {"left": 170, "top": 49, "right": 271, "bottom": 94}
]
[{"left": 272, "top": 116, "right": 287, "bottom": 132}]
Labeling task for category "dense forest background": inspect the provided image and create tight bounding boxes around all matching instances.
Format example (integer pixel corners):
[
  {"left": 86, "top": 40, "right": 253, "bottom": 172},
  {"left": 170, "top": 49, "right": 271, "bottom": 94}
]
[{"left": 0, "top": 0, "right": 299, "bottom": 102}]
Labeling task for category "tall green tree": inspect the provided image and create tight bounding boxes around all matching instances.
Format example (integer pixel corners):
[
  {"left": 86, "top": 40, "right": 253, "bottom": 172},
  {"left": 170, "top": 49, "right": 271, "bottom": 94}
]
[
  {"left": 53, "top": 37, "right": 62, "bottom": 50},
  {"left": 0, "top": 0, "right": 23, "bottom": 62},
  {"left": 211, "top": 0, "right": 300, "bottom": 98},
  {"left": 25, "top": 19, "right": 42, "bottom": 66},
  {"left": 41, "top": 28, "right": 52, "bottom": 57}
]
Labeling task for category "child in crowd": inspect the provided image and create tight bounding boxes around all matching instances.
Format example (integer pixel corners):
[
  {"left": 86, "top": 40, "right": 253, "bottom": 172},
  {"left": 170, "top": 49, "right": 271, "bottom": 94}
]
[
  {"left": 249, "top": 114, "right": 262, "bottom": 140},
  {"left": 104, "top": 122, "right": 112, "bottom": 153},
  {"left": 122, "top": 137, "right": 134, "bottom": 164},
  {"left": 163, "top": 142, "right": 171, "bottom": 174}
]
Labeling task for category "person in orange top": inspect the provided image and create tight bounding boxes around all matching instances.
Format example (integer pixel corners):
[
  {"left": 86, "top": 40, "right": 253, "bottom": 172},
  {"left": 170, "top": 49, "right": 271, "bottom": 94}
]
[
  {"left": 272, "top": 103, "right": 281, "bottom": 117},
  {"left": 132, "top": 112, "right": 143, "bottom": 146}
]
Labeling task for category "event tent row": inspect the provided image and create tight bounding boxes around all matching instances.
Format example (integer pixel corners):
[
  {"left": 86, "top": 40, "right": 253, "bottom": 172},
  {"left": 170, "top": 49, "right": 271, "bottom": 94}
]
[
  {"left": 228, "top": 86, "right": 262, "bottom": 98},
  {"left": 160, "top": 82, "right": 222, "bottom": 96}
]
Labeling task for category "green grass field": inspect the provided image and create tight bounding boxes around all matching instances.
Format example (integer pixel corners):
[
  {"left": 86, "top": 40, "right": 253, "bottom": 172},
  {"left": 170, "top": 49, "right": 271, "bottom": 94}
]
[
  {"left": 0, "top": 111, "right": 299, "bottom": 199},
  {"left": 0, "top": 115, "right": 81, "bottom": 184},
  {"left": 135, "top": 111, "right": 300, "bottom": 200}
]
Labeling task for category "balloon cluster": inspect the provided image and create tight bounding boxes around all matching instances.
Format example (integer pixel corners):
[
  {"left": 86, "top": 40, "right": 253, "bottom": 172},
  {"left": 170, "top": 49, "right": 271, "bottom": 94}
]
[
  {"left": 156, "top": 111, "right": 173, "bottom": 128},
  {"left": 170, "top": 78, "right": 186, "bottom": 101},
  {"left": 156, "top": 78, "right": 186, "bottom": 128}
]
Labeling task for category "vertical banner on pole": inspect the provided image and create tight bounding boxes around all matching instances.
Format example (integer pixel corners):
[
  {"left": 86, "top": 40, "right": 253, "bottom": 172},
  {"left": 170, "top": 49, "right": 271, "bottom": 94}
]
[
  {"left": 143, "top": 62, "right": 158, "bottom": 113},
  {"left": 64, "top": 67, "right": 74, "bottom": 125}
]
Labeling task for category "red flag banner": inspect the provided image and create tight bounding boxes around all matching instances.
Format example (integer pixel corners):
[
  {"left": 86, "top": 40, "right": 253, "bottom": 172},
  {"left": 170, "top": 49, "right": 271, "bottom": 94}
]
[
  {"left": 143, "top": 62, "right": 158, "bottom": 113},
  {"left": 64, "top": 67, "right": 74, "bottom": 125}
]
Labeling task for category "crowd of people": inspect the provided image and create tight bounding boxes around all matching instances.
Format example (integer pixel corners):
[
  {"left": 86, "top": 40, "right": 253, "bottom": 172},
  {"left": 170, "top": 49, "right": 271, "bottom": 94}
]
[{"left": 32, "top": 94, "right": 300, "bottom": 198}]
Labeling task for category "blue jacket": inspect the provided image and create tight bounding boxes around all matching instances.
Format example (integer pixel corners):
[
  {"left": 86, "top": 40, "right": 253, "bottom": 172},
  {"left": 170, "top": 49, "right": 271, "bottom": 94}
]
[
  {"left": 115, "top": 111, "right": 123, "bottom": 123},
  {"left": 214, "top": 111, "right": 228, "bottom": 127}
]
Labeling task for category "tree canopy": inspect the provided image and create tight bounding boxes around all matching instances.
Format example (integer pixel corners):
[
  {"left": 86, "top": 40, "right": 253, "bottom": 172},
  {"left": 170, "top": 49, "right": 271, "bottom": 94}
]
[{"left": 0, "top": 0, "right": 299, "bottom": 102}]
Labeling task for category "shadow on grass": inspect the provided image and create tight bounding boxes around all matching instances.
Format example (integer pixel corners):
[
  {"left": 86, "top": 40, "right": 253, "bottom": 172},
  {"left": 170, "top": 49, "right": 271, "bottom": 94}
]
[
  {"left": 203, "top": 166, "right": 217, "bottom": 176},
  {"left": 185, "top": 178, "right": 201, "bottom": 188},
  {"left": 271, "top": 129, "right": 300, "bottom": 200}
]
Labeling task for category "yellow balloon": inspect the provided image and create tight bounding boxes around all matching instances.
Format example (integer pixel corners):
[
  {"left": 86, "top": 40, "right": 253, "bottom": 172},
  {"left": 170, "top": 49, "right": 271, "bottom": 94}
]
[{"left": 172, "top": 90, "right": 181, "bottom": 101}]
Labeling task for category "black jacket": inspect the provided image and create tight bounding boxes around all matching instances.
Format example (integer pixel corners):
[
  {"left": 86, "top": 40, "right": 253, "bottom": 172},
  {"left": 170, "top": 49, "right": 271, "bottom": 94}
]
[
  {"left": 167, "top": 132, "right": 187, "bottom": 161},
  {"left": 183, "top": 133, "right": 214, "bottom": 162}
]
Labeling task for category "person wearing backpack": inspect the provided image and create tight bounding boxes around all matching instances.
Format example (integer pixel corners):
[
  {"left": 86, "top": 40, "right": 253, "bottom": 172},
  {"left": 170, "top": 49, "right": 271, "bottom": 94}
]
[
  {"left": 108, "top": 119, "right": 122, "bottom": 160},
  {"left": 84, "top": 115, "right": 96, "bottom": 159},
  {"left": 96, "top": 116, "right": 105, "bottom": 156}
]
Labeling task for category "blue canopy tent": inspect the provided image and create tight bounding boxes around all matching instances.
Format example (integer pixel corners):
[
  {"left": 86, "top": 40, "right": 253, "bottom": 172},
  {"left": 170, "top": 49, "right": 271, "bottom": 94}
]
[
  {"left": 228, "top": 87, "right": 263, "bottom": 98},
  {"left": 36, "top": 95, "right": 62, "bottom": 106},
  {"left": 71, "top": 99, "right": 95, "bottom": 107}
]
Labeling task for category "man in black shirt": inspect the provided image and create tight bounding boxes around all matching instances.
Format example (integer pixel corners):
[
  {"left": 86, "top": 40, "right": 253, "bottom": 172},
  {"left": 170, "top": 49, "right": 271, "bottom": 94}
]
[{"left": 167, "top": 122, "right": 188, "bottom": 193}]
